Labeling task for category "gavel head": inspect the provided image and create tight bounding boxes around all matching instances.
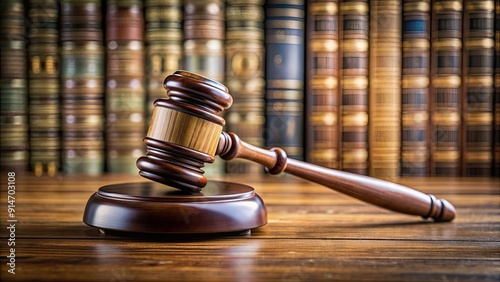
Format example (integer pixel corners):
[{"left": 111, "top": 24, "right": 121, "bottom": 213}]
[{"left": 136, "top": 70, "right": 233, "bottom": 193}]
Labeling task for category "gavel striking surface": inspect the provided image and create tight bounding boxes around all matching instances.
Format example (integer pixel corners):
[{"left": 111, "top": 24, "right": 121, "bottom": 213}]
[{"left": 83, "top": 181, "right": 267, "bottom": 234}]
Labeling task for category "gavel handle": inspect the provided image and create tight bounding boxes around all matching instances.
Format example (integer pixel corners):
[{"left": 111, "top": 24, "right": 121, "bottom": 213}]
[{"left": 218, "top": 132, "right": 456, "bottom": 222}]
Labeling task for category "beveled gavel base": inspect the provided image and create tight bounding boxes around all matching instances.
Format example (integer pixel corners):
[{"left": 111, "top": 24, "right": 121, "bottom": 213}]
[{"left": 83, "top": 181, "right": 267, "bottom": 234}]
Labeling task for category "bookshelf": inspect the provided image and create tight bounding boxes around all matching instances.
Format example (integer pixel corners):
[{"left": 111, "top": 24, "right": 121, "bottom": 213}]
[{"left": 0, "top": 0, "right": 497, "bottom": 178}]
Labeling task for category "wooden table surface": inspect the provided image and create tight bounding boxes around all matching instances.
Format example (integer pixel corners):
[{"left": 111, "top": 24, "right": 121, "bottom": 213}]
[{"left": 0, "top": 173, "right": 498, "bottom": 281}]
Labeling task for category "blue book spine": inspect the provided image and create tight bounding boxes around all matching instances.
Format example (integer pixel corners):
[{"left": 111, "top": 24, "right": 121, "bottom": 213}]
[{"left": 265, "top": 0, "right": 305, "bottom": 160}]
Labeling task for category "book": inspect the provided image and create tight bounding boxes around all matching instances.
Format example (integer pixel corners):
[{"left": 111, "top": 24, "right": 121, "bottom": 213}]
[
  {"left": 265, "top": 0, "right": 305, "bottom": 161},
  {"left": 183, "top": 0, "right": 225, "bottom": 82},
  {"left": 60, "top": 0, "right": 105, "bottom": 175},
  {"left": 429, "top": 0, "right": 463, "bottom": 176},
  {"left": 369, "top": 0, "right": 402, "bottom": 178},
  {"left": 145, "top": 0, "right": 183, "bottom": 116},
  {"left": 462, "top": 0, "right": 495, "bottom": 176},
  {"left": 105, "top": 1, "right": 146, "bottom": 173},
  {"left": 495, "top": 0, "right": 500, "bottom": 177},
  {"left": 225, "top": 0, "right": 266, "bottom": 174},
  {"left": 183, "top": 0, "right": 225, "bottom": 175},
  {"left": 305, "top": 0, "right": 340, "bottom": 169},
  {"left": 0, "top": 0, "right": 29, "bottom": 172},
  {"left": 401, "top": 0, "right": 431, "bottom": 176},
  {"left": 28, "top": 0, "right": 60, "bottom": 176},
  {"left": 339, "top": 0, "right": 369, "bottom": 174}
]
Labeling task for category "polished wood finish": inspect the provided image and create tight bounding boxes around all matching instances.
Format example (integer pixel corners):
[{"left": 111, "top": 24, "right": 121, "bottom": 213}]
[
  {"left": 0, "top": 175, "right": 498, "bottom": 281},
  {"left": 83, "top": 181, "right": 267, "bottom": 234},
  {"left": 138, "top": 71, "right": 456, "bottom": 221},
  {"left": 218, "top": 132, "right": 456, "bottom": 221},
  {"left": 137, "top": 70, "right": 232, "bottom": 192}
]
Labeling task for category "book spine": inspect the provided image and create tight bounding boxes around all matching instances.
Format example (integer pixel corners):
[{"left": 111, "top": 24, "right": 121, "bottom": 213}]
[
  {"left": 339, "top": 0, "right": 369, "bottom": 175},
  {"left": 28, "top": 0, "right": 61, "bottom": 176},
  {"left": 145, "top": 0, "right": 183, "bottom": 116},
  {"left": 105, "top": 1, "right": 146, "bottom": 173},
  {"left": 462, "top": 0, "right": 495, "bottom": 176},
  {"left": 401, "top": 0, "right": 431, "bottom": 176},
  {"left": 305, "top": 0, "right": 340, "bottom": 169},
  {"left": 369, "top": 0, "right": 402, "bottom": 178},
  {"left": 265, "top": 0, "right": 305, "bottom": 160},
  {"left": 183, "top": 0, "right": 225, "bottom": 175},
  {"left": 429, "top": 0, "right": 463, "bottom": 176},
  {"left": 0, "top": 1, "right": 28, "bottom": 172},
  {"left": 495, "top": 0, "right": 500, "bottom": 177},
  {"left": 60, "top": 0, "right": 104, "bottom": 175},
  {"left": 225, "top": 0, "right": 266, "bottom": 174},
  {"left": 183, "top": 0, "right": 225, "bottom": 82}
]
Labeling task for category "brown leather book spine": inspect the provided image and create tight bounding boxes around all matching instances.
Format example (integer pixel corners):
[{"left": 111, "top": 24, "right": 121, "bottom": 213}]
[
  {"left": 429, "top": 0, "right": 463, "bottom": 176},
  {"left": 495, "top": 0, "right": 500, "bottom": 177},
  {"left": 462, "top": 0, "right": 495, "bottom": 176},
  {"left": 401, "top": 0, "right": 431, "bottom": 176},
  {"left": 368, "top": 0, "right": 402, "bottom": 178},
  {"left": 305, "top": 0, "right": 340, "bottom": 169},
  {"left": 339, "top": 0, "right": 369, "bottom": 175}
]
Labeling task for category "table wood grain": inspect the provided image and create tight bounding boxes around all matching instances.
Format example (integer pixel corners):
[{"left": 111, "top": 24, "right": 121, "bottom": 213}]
[{"left": 0, "top": 173, "right": 498, "bottom": 281}]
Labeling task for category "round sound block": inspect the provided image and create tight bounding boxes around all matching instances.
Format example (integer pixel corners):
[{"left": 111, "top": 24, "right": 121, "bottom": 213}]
[{"left": 83, "top": 181, "right": 267, "bottom": 234}]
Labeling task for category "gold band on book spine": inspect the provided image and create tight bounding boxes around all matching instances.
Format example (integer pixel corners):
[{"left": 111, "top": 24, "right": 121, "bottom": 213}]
[
  {"left": 462, "top": 0, "right": 494, "bottom": 175},
  {"left": 369, "top": 0, "right": 401, "bottom": 177},
  {"left": 340, "top": 0, "right": 369, "bottom": 174},
  {"left": 306, "top": 1, "right": 340, "bottom": 169}
]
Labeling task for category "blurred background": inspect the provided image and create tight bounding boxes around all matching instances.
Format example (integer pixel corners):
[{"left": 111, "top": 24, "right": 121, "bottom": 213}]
[{"left": 0, "top": 0, "right": 498, "bottom": 178}]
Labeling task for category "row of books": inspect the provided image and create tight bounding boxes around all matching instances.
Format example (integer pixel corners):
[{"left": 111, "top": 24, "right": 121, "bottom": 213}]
[{"left": 0, "top": 0, "right": 498, "bottom": 178}]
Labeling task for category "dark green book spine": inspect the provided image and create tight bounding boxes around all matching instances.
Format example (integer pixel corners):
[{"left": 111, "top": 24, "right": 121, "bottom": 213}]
[
  {"left": 401, "top": 0, "right": 431, "bottom": 176},
  {"left": 225, "top": 0, "right": 265, "bottom": 174},
  {"left": 183, "top": 0, "right": 225, "bottom": 176},
  {"left": 265, "top": 0, "right": 305, "bottom": 160},
  {"left": 0, "top": 1, "right": 28, "bottom": 172},
  {"left": 305, "top": 0, "right": 340, "bottom": 169},
  {"left": 105, "top": 0, "right": 146, "bottom": 173},
  {"left": 183, "top": 0, "right": 225, "bottom": 82},
  {"left": 145, "top": 0, "right": 183, "bottom": 116},
  {"left": 28, "top": 0, "right": 60, "bottom": 176},
  {"left": 60, "top": 0, "right": 105, "bottom": 175}
]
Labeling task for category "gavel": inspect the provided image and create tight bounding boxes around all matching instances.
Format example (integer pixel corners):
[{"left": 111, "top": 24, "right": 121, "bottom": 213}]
[{"left": 136, "top": 70, "right": 456, "bottom": 222}]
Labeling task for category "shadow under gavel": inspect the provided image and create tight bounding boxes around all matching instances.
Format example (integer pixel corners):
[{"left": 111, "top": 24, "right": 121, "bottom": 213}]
[{"left": 137, "top": 70, "right": 456, "bottom": 222}]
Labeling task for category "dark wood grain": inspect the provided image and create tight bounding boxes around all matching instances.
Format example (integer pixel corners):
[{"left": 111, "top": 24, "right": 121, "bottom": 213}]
[{"left": 0, "top": 174, "right": 498, "bottom": 281}]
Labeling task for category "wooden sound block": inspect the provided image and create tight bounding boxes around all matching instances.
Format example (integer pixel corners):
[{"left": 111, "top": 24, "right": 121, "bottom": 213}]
[{"left": 83, "top": 181, "right": 267, "bottom": 234}]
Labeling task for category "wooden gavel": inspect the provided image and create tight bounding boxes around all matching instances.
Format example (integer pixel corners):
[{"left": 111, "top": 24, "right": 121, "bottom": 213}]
[{"left": 136, "top": 70, "right": 456, "bottom": 222}]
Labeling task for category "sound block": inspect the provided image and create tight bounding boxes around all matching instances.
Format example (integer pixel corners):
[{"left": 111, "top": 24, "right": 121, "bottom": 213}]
[{"left": 83, "top": 181, "right": 267, "bottom": 234}]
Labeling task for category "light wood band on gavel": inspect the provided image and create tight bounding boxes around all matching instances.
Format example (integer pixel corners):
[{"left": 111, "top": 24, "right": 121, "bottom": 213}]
[{"left": 137, "top": 70, "right": 456, "bottom": 222}]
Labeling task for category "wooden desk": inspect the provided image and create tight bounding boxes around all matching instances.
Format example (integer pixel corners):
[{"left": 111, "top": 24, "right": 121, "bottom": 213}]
[{"left": 0, "top": 174, "right": 498, "bottom": 281}]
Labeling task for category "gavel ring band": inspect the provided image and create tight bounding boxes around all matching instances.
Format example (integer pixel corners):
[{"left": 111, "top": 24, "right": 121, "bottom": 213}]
[{"left": 146, "top": 105, "right": 223, "bottom": 156}]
